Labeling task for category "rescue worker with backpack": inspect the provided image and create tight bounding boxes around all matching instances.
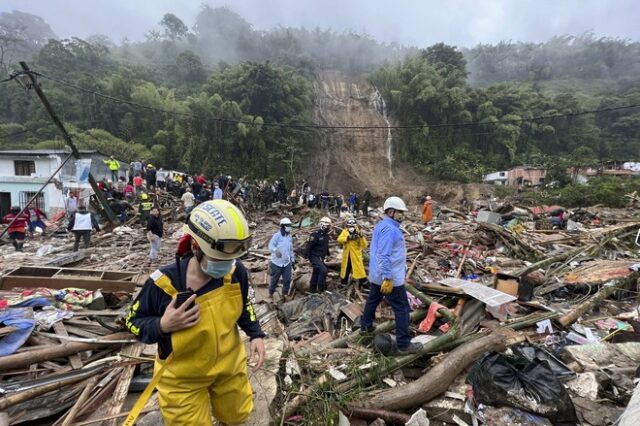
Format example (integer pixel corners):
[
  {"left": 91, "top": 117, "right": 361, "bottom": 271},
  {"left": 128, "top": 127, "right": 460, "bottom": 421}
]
[
  {"left": 125, "top": 200, "right": 265, "bottom": 426},
  {"left": 305, "top": 216, "right": 331, "bottom": 293},
  {"left": 337, "top": 217, "right": 368, "bottom": 287}
]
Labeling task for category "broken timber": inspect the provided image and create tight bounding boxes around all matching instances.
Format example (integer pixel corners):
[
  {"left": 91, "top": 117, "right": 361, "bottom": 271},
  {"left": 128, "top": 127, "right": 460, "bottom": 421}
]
[{"left": 0, "top": 266, "right": 138, "bottom": 292}]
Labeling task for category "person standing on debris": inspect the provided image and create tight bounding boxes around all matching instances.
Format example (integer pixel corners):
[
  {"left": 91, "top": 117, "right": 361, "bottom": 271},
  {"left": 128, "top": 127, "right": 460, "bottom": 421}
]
[
  {"left": 320, "top": 190, "right": 330, "bottom": 210},
  {"left": 268, "top": 218, "right": 295, "bottom": 301},
  {"left": 361, "top": 196, "right": 421, "bottom": 355},
  {"left": 125, "top": 200, "right": 265, "bottom": 426},
  {"left": 146, "top": 206, "right": 163, "bottom": 265},
  {"left": 362, "top": 188, "right": 371, "bottom": 217},
  {"left": 139, "top": 193, "right": 154, "bottom": 226},
  {"left": 337, "top": 218, "right": 368, "bottom": 287},
  {"left": 2, "top": 206, "right": 30, "bottom": 251},
  {"left": 67, "top": 205, "right": 100, "bottom": 252},
  {"left": 103, "top": 155, "right": 120, "bottom": 182},
  {"left": 133, "top": 174, "right": 144, "bottom": 195},
  {"left": 181, "top": 187, "right": 195, "bottom": 213},
  {"left": 213, "top": 182, "right": 223, "bottom": 200},
  {"left": 305, "top": 216, "right": 331, "bottom": 293},
  {"left": 26, "top": 203, "right": 47, "bottom": 235},
  {"left": 109, "top": 197, "right": 134, "bottom": 224},
  {"left": 146, "top": 164, "right": 157, "bottom": 191},
  {"left": 422, "top": 196, "right": 433, "bottom": 224}
]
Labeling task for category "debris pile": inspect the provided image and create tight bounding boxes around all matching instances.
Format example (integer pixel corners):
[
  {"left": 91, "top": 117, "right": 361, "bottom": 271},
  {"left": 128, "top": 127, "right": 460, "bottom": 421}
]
[{"left": 1, "top": 197, "right": 639, "bottom": 425}]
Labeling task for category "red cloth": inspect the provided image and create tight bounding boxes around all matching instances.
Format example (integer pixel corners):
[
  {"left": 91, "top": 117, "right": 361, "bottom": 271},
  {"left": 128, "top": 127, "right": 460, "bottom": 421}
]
[
  {"left": 418, "top": 302, "right": 446, "bottom": 333},
  {"left": 133, "top": 176, "right": 143, "bottom": 187},
  {"left": 3, "top": 212, "right": 29, "bottom": 233},
  {"left": 196, "top": 175, "right": 206, "bottom": 185}
]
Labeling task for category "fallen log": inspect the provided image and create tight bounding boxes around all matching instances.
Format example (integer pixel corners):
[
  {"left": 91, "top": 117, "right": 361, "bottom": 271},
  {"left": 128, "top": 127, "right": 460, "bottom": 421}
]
[
  {"left": 0, "top": 332, "right": 131, "bottom": 371},
  {"left": 346, "top": 406, "right": 410, "bottom": 424},
  {"left": 361, "top": 328, "right": 520, "bottom": 411},
  {"left": 557, "top": 280, "right": 626, "bottom": 327}
]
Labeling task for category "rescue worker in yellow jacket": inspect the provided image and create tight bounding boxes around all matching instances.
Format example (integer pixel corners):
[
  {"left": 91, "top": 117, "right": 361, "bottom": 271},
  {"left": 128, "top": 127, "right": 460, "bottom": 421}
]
[
  {"left": 337, "top": 217, "right": 368, "bottom": 287},
  {"left": 103, "top": 155, "right": 120, "bottom": 182},
  {"left": 126, "top": 200, "right": 266, "bottom": 425}
]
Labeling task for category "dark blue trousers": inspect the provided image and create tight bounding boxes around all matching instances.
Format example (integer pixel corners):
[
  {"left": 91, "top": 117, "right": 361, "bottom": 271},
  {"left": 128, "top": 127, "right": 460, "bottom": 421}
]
[
  {"left": 269, "top": 262, "right": 292, "bottom": 296},
  {"left": 309, "top": 255, "right": 327, "bottom": 293},
  {"left": 361, "top": 283, "right": 411, "bottom": 349}
]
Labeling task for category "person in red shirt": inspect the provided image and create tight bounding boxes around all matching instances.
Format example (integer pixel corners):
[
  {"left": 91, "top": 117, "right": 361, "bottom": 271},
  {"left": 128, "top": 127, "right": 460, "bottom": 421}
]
[
  {"left": 3, "top": 206, "right": 30, "bottom": 251},
  {"left": 26, "top": 203, "right": 48, "bottom": 234},
  {"left": 133, "top": 174, "right": 144, "bottom": 195},
  {"left": 196, "top": 173, "right": 206, "bottom": 185}
]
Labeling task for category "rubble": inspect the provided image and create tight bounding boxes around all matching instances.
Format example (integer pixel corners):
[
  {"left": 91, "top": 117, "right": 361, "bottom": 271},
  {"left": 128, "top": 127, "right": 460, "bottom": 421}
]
[{"left": 1, "top": 195, "right": 639, "bottom": 425}]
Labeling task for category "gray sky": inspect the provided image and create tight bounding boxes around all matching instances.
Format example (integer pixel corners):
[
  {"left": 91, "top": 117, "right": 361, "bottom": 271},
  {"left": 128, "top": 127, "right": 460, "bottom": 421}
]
[{"left": 2, "top": 0, "right": 639, "bottom": 47}]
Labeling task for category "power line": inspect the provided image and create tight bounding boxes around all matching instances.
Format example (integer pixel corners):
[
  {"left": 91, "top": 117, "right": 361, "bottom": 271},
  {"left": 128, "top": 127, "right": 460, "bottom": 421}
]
[{"left": 36, "top": 71, "right": 640, "bottom": 132}]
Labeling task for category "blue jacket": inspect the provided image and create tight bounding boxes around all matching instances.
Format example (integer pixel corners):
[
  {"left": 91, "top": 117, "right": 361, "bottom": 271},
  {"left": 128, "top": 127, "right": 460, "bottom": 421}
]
[
  {"left": 268, "top": 230, "right": 294, "bottom": 267},
  {"left": 213, "top": 188, "right": 223, "bottom": 199},
  {"left": 368, "top": 216, "right": 406, "bottom": 286}
]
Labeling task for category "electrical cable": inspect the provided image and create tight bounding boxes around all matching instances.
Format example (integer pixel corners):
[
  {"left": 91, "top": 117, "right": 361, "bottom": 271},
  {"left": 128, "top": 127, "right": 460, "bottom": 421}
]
[{"left": 37, "top": 71, "right": 640, "bottom": 132}]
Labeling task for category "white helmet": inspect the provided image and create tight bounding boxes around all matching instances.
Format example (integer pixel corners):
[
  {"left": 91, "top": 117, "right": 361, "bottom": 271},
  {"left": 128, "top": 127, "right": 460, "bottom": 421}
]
[
  {"left": 383, "top": 196, "right": 408, "bottom": 212},
  {"left": 183, "top": 200, "right": 252, "bottom": 260},
  {"left": 279, "top": 217, "right": 293, "bottom": 226},
  {"left": 319, "top": 216, "right": 331, "bottom": 225}
]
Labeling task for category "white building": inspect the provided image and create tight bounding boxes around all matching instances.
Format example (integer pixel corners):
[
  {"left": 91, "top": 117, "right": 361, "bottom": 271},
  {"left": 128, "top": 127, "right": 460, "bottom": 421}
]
[
  {"left": 483, "top": 170, "right": 509, "bottom": 185},
  {"left": 0, "top": 149, "right": 128, "bottom": 217}
]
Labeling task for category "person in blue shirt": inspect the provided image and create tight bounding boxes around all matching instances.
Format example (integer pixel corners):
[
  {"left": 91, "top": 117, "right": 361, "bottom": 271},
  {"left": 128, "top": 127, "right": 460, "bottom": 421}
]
[
  {"left": 360, "top": 196, "right": 421, "bottom": 355},
  {"left": 268, "top": 217, "right": 295, "bottom": 301},
  {"left": 213, "top": 183, "right": 223, "bottom": 200}
]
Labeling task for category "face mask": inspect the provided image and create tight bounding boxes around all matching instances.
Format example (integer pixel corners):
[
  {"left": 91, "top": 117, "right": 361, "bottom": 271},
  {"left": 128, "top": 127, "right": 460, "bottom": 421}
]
[
  {"left": 394, "top": 213, "right": 405, "bottom": 224},
  {"left": 201, "top": 259, "right": 234, "bottom": 278},
  {"left": 284, "top": 226, "right": 292, "bottom": 233},
  {"left": 348, "top": 227, "right": 355, "bottom": 233}
]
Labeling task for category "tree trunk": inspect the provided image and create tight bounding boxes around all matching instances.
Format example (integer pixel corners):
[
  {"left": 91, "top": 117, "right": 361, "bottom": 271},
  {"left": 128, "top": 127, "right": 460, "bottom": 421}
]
[{"left": 362, "top": 329, "right": 514, "bottom": 411}]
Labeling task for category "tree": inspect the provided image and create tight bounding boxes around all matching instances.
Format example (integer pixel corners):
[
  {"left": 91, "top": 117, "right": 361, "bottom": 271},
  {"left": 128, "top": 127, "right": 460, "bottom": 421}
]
[{"left": 160, "top": 13, "right": 188, "bottom": 41}]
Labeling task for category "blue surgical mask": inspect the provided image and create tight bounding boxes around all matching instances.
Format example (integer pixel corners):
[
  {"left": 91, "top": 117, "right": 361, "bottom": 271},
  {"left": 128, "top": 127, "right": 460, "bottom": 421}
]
[{"left": 201, "top": 259, "right": 234, "bottom": 278}]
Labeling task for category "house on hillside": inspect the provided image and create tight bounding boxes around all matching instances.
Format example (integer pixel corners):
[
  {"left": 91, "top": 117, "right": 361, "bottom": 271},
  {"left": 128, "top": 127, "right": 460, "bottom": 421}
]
[
  {"left": 507, "top": 166, "right": 546, "bottom": 187},
  {"left": 0, "top": 149, "right": 128, "bottom": 217},
  {"left": 584, "top": 161, "right": 639, "bottom": 178}
]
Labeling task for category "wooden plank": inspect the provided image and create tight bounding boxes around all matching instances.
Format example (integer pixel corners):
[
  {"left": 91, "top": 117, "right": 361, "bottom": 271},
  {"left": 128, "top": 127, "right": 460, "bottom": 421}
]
[
  {"left": 53, "top": 322, "right": 83, "bottom": 370},
  {"left": 103, "top": 343, "right": 144, "bottom": 426}
]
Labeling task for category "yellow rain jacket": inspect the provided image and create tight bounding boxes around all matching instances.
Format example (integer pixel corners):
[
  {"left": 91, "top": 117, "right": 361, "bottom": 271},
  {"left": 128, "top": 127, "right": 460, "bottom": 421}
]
[
  {"left": 125, "top": 259, "right": 264, "bottom": 425},
  {"left": 337, "top": 228, "right": 368, "bottom": 280},
  {"left": 103, "top": 158, "right": 120, "bottom": 171}
]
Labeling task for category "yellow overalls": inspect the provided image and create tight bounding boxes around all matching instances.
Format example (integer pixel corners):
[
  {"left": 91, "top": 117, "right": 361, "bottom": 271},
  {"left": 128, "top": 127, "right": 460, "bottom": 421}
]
[{"left": 151, "top": 268, "right": 253, "bottom": 425}]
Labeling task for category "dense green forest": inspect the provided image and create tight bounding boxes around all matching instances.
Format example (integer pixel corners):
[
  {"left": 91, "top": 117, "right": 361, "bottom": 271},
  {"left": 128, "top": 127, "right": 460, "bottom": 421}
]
[{"left": 1, "top": 6, "right": 639, "bottom": 183}]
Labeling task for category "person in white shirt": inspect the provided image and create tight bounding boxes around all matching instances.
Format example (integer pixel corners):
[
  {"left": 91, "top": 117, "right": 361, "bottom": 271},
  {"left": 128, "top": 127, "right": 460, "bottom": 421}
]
[{"left": 181, "top": 188, "right": 195, "bottom": 214}]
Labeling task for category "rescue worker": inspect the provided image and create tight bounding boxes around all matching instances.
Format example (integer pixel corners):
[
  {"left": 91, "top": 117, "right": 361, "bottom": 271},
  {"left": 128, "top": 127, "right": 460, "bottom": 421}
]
[
  {"left": 268, "top": 218, "right": 294, "bottom": 301},
  {"left": 103, "top": 155, "right": 120, "bottom": 182},
  {"left": 108, "top": 198, "right": 134, "bottom": 224},
  {"left": 139, "top": 193, "right": 154, "bottom": 226},
  {"left": 126, "top": 200, "right": 265, "bottom": 425},
  {"left": 337, "top": 218, "right": 368, "bottom": 287},
  {"left": 146, "top": 206, "right": 163, "bottom": 265},
  {"left": 360, "top": 197, "right": 421, "bottom": 355},
  {"left": 67, "top": 205, "right": 100, "bottom": 251},
  {"left": 305, "top": 216, "right": 331, "bottom": 293},
  {"left": 2, "top": 206, "right": 29, "bottom": 251},
  {"left": 146, "top": 164, "right": 157, "bottom": 191},
  {"left": 362, "top": 188, "right": 372, "bottom": 217},
  {"left": 26, "top": 203, "right": 48, "bottom": 234},
  {"left": 422, "top": 196, "right": 433, "bottom": 224}
]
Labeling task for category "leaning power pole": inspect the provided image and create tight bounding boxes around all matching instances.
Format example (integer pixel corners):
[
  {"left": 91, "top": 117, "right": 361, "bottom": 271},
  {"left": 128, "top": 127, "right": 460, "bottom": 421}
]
[{"left": 19, "top": 62, "right": 116, "bottom": 222}]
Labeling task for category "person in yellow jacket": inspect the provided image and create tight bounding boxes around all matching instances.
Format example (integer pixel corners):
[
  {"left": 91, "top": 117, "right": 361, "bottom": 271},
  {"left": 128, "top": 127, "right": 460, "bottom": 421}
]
[
  {"left": 103, "top": 155, "right": 120, "bottom": 182},
  {"left": 126, "top": 200, "right": 265, "bottom": 425},
  {"left": 337, "top": 217, "right": 368, "bottom": 287}
]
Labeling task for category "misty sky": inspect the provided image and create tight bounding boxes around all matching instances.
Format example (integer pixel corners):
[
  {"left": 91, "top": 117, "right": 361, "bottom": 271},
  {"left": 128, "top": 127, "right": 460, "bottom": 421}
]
[{"left": 2, "top": 0, "right": 639, "bottom": 47}]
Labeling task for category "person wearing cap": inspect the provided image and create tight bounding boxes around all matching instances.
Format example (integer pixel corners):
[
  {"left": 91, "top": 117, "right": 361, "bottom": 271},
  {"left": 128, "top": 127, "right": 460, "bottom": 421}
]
[
  {"left": 360, "top": 196, "right": 421, "bottom": 355},
  {"left": 138, "top": 193, "right": 154, "bottom": 226},
  {"left": 337, "top": 218, "right": 368, "bottom": 287},
  {"left": 268, "top": 218, "right": 295, "bottom": 301},
  {"left": 67, "top": 205, "right": 100, "bottom": 251},
  {"left": 145, "top": 164, "right": 157, "bottom": 191},
  {"left": 2, "top": 206, "right": 30, "bottom": 251},
  {"left": 305, "top": 216, "right": 332, "bottom": 293},
  {"left": 422, "top": 196, "right": 433, "bottom": 224},
  {"left": 103, "top": 155, "right": 120, "bottom": 182},
  {"left": 126, "top": 200, "right": 265, "bottom": 425}
]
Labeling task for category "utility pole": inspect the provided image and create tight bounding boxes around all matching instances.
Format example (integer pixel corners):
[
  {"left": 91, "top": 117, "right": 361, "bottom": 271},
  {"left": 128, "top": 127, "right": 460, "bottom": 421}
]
[{"left": 19, "top": 62, "right": 116, "bottom": 222}]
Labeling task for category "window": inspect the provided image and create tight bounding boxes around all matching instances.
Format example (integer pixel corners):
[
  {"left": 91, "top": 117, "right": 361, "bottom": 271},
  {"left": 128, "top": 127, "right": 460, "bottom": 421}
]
[
  {"left": 14, "top": 160, "right": 36, "bottom": 176},
  {"left": 19, "top": 191, "right": 45, "bottom": 211}
]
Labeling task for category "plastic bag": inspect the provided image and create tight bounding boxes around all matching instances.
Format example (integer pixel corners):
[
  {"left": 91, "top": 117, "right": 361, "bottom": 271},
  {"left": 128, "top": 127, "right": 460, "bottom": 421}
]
[{"left": 467, "top": 353, "right": 577, "bottom": 425}]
